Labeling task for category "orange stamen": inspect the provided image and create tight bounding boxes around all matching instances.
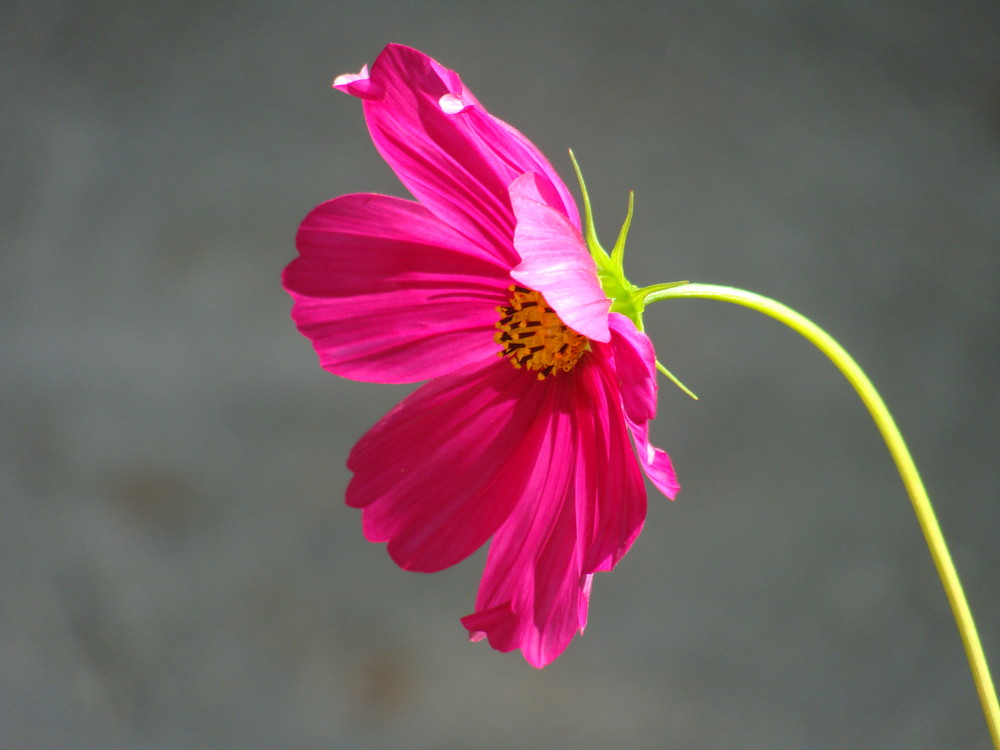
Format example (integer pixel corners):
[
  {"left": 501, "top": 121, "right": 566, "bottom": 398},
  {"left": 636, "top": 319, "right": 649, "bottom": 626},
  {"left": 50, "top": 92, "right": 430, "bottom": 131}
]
[{"left": 494, "top": 286, "right": 588, "bottom": 379}]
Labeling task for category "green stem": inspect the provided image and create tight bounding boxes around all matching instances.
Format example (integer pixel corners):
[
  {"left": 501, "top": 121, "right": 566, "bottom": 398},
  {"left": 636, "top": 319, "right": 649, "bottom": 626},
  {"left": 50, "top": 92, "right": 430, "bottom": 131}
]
[{"left": 645, "top": 282, "right": 999, "bottom": 748}]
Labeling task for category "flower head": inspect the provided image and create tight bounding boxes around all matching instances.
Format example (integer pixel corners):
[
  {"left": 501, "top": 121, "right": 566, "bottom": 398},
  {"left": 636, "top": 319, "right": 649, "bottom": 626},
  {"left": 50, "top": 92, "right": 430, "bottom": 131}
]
[{"left": 283, "top": 44, "right": 679, "bottom": 667}]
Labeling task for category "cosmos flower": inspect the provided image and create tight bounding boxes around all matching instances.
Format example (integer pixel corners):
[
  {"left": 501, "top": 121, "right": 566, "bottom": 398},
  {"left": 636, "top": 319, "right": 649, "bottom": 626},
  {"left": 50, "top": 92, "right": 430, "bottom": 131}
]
[{"left": 283, "top": 44, "right": 679, "bottom": 667}]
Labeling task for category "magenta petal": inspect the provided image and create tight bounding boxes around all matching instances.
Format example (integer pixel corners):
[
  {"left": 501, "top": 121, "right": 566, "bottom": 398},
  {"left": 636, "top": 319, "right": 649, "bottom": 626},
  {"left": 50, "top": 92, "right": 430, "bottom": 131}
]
[
  {"left": 460, "top": 380, "right": 582, "bottom": 668},
  {"left": 608, "top": 314, "right": 681, "bottom": 500},
  {"left": 461, "top": 358, "right": 646, "bottom": 667},
  {"left": 359, "top": 44, "right": 579, "bottom": 262},
  {"left": 607, "top": 313, "right": 657, "bottom": 422},
  {"left": 346, "top": 360, "right": 558, "bottom": 573},
  {"left": 579, "top": 353, "right": 649, "bottom": 572},
  {"left": 508, "top": 173, "right": 611, "bottom": 342},
  {"left": 283, "top": 194, "right": 509, "bottom": 384}
]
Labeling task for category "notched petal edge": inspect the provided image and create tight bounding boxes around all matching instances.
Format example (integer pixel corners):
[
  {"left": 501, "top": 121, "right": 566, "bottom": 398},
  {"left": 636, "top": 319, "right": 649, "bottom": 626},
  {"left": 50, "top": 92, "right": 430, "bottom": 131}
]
[{"left": 333, "top": 63, "right": 385, "bottom": 100}]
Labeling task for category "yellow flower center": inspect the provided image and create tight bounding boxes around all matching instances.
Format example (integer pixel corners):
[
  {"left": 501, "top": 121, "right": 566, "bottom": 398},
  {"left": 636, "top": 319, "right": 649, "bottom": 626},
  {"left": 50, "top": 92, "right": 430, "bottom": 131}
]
[{"left": 494, "top": 285, "right": 588, "bottom": 379}]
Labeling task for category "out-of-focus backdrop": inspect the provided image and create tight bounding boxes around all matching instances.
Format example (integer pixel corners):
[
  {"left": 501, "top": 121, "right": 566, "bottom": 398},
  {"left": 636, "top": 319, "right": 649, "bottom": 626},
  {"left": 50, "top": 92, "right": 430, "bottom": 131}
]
[{"left": 3, "top": 2, "right": 998, "bottom": 748}]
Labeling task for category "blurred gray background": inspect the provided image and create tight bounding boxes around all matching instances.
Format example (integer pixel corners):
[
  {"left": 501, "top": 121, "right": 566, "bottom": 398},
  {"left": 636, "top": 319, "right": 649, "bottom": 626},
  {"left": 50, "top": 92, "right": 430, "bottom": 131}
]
[{"left": 2, "top": 1, "right": 998, "bottom": 748}]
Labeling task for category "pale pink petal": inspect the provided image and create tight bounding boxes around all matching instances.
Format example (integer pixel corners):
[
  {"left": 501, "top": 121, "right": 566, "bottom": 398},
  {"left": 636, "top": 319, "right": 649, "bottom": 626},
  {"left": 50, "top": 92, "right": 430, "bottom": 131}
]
[
  {"left": 354, "top": 44, "right": 579, "bottom": 262},
  {"left": 283, "top": 194, "right": 509, "bottom": 384},
  {"left": 608, "top": 314, "right": 681, "bottom": 499},
  {"left": 461, "top": 356, "right": 646, "bottom": 667},
  {"left": 346, "top": 360, "right": 559, "bottom": 573},
  {"left": 508, "top": 173, "right": 611, "bottom": 342}
]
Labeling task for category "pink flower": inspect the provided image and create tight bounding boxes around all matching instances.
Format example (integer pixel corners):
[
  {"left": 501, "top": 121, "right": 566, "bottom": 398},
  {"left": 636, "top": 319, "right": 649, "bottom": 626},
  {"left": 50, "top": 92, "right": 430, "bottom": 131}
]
[{"left": 283, "top": 44, "right": 679, "bottom": 668}]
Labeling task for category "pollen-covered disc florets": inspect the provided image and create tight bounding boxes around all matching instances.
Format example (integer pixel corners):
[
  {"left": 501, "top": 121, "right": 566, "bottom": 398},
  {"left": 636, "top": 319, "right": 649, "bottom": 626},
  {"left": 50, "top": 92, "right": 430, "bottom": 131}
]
[{"left": 495, "top": 285, "right": 588, "bottom": 379}]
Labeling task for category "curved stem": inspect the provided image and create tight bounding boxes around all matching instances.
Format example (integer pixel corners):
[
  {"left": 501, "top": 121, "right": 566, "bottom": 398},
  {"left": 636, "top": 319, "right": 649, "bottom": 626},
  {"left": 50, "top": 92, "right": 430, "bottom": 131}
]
[{"left": 645, "top": 282, "right": 999, "bottom": 748}]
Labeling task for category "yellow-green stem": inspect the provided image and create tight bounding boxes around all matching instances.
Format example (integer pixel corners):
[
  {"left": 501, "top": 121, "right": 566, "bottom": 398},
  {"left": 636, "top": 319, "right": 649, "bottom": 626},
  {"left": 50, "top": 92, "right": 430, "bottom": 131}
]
[{"left": 645, "top": 282, "right": 999, "bottom": 748}]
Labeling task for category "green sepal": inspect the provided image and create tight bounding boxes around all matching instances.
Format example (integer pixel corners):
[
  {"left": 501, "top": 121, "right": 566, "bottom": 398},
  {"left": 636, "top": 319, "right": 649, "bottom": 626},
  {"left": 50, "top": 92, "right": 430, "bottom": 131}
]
[
  {"left": 568, "top": 151, "right": 697, "bottom": 400},
  {"left": 569, "top": 151, "right": 643, "bottom": 326}
]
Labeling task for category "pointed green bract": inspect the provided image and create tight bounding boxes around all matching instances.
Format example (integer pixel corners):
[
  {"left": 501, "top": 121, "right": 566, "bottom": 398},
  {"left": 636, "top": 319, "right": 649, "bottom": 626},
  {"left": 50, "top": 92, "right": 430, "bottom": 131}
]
[
  {"left": 569, "top": 151, "right": 696, "bottom": 398},
  {"left": 569, "top": 151, "right": 643, "bottom": 324}
]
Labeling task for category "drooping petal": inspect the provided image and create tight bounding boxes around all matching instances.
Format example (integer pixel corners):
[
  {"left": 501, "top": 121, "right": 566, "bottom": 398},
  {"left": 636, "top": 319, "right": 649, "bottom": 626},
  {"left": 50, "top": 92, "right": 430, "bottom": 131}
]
[
  {"left": 339, "top": 44, "right": 579, "bottom": 262},
  {"left": 625, "top": 417, "right": 680, "bottom": 501},
  {"left": 608, "top": 313, "right": 657, "bottom": 423},
  {"left": 461, "top": 355, "right": 646, "bottom": 667},
  {"left": 283, "top": 194, "right": 509, "bottom": 384},
  {"left": 346, "top": 359, "right": 558, "bottom": 573},
  {"left": 608, "top": 313, "right": 680, "bottom": 499},
  {"left": 580, "top": 349, "right": 650, "bottom": 572},
  {"left": 508, "top": 173, "right": 611, "bottom": 342}
]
